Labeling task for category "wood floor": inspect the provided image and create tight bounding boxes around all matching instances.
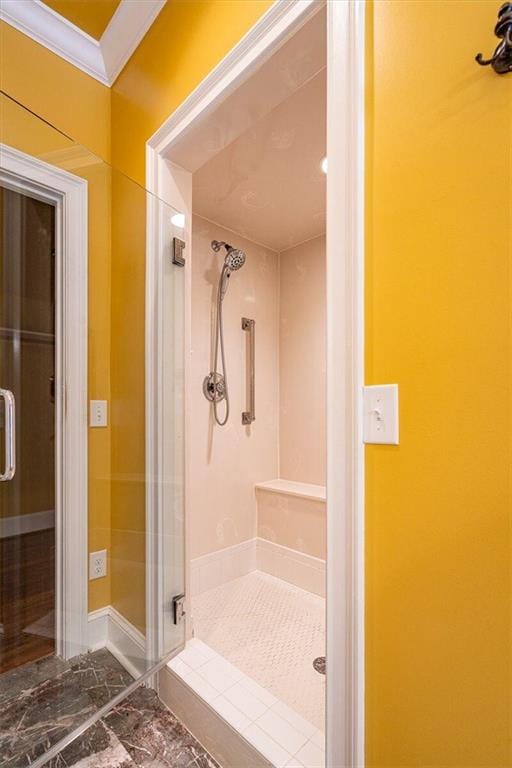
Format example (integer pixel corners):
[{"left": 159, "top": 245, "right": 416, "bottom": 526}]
[
  {"left": 0, "top": 632, "right": 54, "bottom": 673},
  {"left": 0, "top": 527, "right": 55, "bottom": 673}
]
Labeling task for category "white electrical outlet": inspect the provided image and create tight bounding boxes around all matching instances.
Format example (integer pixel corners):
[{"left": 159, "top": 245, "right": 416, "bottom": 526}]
[
  {"left": 89, "top": 549, "right": 107, "bottom": 580},
  {"left": 90, "top": 400, "right": 108, "bottom": 427}
]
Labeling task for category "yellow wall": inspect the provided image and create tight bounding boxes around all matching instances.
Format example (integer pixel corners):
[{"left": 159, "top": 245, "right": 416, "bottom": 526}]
[
  {"left": 0, "top": 23, "right": 110, "bottom": 160},
  {"left": 111, "top": 0, "right": 273, "bottom": 185},
  {"left": 109, "top": 170, "right": 147, "bottom": 633},
  {"left": 2, "top": 2, "right": 512, "bottom": 762},
  {"left": 0, "top": 22, "right": 112, "bottom": 612},
  {"left": 365, "top": 1, "right": 512, "bottom": 765},
  {"left": 109, "top": 0, "right": 273, "bottom": 631},
  {"left": 43, "top": 0, "right": 120, "bottom": 41}
]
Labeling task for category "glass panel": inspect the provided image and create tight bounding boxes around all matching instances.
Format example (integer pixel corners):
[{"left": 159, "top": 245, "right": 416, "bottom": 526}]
[
  {"left": 0, "top": 91, "right": 185, "bottom": 767},
  {"left": 0, "top": 186, "right": 56, "bottom": 671},
  {"left": 162, "top": 207, "right": 185, "bottom": 656}
]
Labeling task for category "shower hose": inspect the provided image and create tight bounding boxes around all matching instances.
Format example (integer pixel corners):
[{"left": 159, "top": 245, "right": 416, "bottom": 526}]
[{"left": 212, "top": 268, "right": 229, "bottom": 426}]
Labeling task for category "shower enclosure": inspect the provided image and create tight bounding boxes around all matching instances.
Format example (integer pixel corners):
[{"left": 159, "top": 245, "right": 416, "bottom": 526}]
[
  {"left": 0, "top": 92, "right": 186, "bottom": 767},
  {"left": 146, "top": 7, "right": 332, "bottom": 765}
]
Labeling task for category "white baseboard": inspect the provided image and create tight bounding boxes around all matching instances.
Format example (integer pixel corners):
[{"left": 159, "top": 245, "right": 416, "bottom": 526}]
[
  {"left": 256, "top": 538, "right": 325, "bottom": 597},
  {"left": 190, "top": 539, "right": 256, "bottom": 596},
  {"left": 190, "top": 537, "right": 325, "bottom": 598},
  {"left": 88, "top": 605, "right": 147, "bottom": 678},
  {"left": 88, "top": 606, "right": 109, "bottom": 649}
]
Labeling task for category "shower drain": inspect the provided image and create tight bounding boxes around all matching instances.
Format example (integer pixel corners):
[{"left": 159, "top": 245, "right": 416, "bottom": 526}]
[{"left": 313, "top": 656, "right": 326, "bottom": 675}]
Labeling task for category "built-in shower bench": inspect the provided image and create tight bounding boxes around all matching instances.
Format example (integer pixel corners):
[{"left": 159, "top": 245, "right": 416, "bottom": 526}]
[
  {"left": 190, "top": 479, "right": 326, "bottom": 600},
  {"left": 254, "top": 478, "right": 326, "bottom": 596},
  {"left": 254, "top": 478, "right": 326, "bottom": 502}
]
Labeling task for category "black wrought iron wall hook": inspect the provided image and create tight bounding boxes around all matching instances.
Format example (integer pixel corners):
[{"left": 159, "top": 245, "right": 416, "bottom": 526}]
[{"left": 475, "top": 2, "right": 512, "bottom": 74}]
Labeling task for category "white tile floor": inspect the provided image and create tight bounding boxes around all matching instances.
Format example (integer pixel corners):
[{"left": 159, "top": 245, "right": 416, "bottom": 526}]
[
  {"left": 192, "top": 571, "right": 325, "bottom": 729},
  {"left": 169, "top": 638, "right": 325, "bottom": 768},
  {"left": 168, "top": 571, "right": 326, "bottom": 767}
]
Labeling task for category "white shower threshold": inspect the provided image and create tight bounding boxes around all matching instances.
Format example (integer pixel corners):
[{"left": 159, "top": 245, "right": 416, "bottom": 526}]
[{"left": 166, "top": 572, "right": 326, "bottom": 768}]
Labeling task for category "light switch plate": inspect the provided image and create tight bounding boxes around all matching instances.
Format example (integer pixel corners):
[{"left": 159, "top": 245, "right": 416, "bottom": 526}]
[
  {"left": 363, "top": 384, "right": 399, "bottom": 445},
  {"left": 90, "top": 399, "right": 108, "bottom": 427}
]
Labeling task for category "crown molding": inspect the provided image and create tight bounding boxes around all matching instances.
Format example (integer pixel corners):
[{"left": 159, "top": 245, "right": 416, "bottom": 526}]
[
  {"left": 0, "top": 0, "right": 166, "bottom": 87},
  {"left": 0, "top": 0, "right": 107, "bottom": 83},
  {"left": 101, "top": 0, "right": 166, "bottom": 84}
]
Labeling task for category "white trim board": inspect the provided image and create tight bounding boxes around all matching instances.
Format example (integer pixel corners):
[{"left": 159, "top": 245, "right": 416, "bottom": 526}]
[
  {"left": 190, "top": 539, "right": 256, "bottom": 597},
  {"left": 326, "top": 2, "right": 365, "bottom": 764},
  {"left": 0, "top": 0, "right": 166, "bottom": 86},
  {"left": 0, "top": 143, "right": 88, "bottom": 660},
  {"left": 148, "top": 0, "right": 324, "bottom": 156},
  {"left": 190, "top": 538, "right": 325, "bottom": 599},
  {"left": 88, "top": 605, "right": 147, "bottom": 679},
  {"left": 257, "top": 538, "right": 325, "bottom": 598},
  {"left": 146, "top": 2, "right": 365, "bottom": 765}
]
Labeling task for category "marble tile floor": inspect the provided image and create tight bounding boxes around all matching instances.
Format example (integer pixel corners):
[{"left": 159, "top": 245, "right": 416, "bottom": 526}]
[
  {"left": 0, "top": 648, "right": 134, "bottom": 767},
  {"left": 0, "top": 648, "right": 219, "bottom": 768},
  {"left": 43, "top": 685, "right": 220, "bottom": 768}
]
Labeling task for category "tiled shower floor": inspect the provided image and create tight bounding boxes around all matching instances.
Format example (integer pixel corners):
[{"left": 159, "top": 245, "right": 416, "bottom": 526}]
[
  {"left": 166, "top": 572, "right": 326, "bottom": 765},
  {"left": 192, "top": 571, "right": 325, "bottom": 731},
  {"left": 169, "top": 637, "right": 325, "bottom": 768}
]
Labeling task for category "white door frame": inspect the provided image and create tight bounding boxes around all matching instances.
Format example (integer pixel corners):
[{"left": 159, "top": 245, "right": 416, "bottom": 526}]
[
  {"left": 145, "top": 0, "right": 365, "bottom": 764},
  {"left": 0, "top": 143, "right": 88, "bottom": 660}
]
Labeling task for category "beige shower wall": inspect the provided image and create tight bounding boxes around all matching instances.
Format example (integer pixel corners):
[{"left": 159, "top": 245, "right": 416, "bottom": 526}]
[
  {"left": 190, "top": 216, "right": 279, "bottom": 559},
  {"left": 279, "top": 235, "right": 326, "bottom": 486}
]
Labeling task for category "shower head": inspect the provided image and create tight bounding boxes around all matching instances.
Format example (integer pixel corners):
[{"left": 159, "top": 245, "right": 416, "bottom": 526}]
[
  {"left": 211, "top": 240, "right": 246, "bottom": 298},
  {"left": 212, "top": 240, "right": 246, "bottom": 269},
  {"left": 224, "top": 247, "right": 246, "bottom": 271}
]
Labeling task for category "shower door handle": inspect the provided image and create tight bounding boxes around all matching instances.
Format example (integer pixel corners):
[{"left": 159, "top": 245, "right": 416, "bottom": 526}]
[
  {"left": 0, "top": 389, "right": 15, "bottom": 481},
  {"left": 242, "top": 318, "right": 255, "bottom": 425}
]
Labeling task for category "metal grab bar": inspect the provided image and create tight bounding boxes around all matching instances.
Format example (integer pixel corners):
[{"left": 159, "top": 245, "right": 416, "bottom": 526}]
[
  {"left": 242, "top": 317, "right": 255, "bottom": 425},
  {"left": 0, "top": 389, "right": 15, "bottom": 481}
]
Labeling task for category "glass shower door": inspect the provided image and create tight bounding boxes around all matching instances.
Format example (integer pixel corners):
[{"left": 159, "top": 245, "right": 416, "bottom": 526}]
[
  {"left": 0, "top": 90, "right": 187, "bottom": 767},
  {"left": 0, "top": 184, "right": 56, "bottom": 673}
]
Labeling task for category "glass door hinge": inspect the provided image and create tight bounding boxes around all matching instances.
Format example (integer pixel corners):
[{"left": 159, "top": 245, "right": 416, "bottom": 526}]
[
  {"left": 172, "top": 237, "right": 186, "bottom": 267},
  {"left": 172, "top": 593, "right": 186, "bottom": 625}
]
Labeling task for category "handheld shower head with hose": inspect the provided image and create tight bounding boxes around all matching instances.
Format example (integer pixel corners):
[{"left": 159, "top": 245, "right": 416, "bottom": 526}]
[
  {"left": 203, "top": 240, "right": 247, "bottom": 425},
  {"left": 220, "top": 248, "right": 246, "bottom": 298},
  {"left": 212, "top": 241, "right": 246, "bottom": 298},
  {"left": 224, "top": 247, "right": 246, "bottom": 271}
]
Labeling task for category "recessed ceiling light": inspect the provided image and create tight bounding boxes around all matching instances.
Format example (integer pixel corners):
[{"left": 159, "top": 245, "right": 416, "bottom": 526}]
[
  {"left": 171, "top": 212, "right": 185, "bottom": 228},
  {"left": 321, "top": 157, "right": 328, "bottom": 174}
]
